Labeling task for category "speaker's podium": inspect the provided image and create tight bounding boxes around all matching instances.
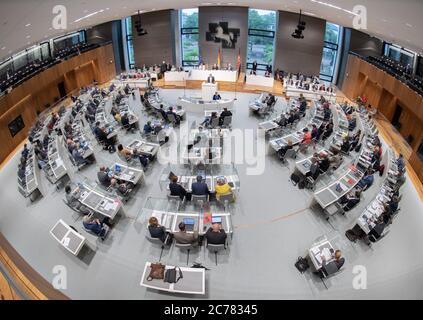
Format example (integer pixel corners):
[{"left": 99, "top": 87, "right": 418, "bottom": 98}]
[{"left": 202, "top": 81, "right": 218, "bottom": 101}]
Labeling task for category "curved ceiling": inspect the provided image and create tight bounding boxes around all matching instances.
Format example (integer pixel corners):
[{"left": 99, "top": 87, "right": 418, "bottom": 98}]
[{"left": 0, "top": 0, "right": 422, "bottom": 61}]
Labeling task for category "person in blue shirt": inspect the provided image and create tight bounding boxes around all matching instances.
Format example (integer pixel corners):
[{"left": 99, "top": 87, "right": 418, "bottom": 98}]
[
  {"left": 82, "top": 215, "right": 109, "bottom": 240},
  {"left": 143, "top": 121, "right": 153, "bottom": 135},
  {"left": 212, "top": 92, "right": 221, "bottom": 100},
  {"left": 72, "top": 145, "right": 90, "bottom": 166},
  {"left": 357, "top": 170, "right": 374, "bottom": 190}
]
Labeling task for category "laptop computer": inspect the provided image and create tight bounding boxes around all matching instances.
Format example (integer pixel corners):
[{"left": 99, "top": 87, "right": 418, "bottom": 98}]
[
  {"left": 212, "top": 216, "right": 222, "bottom": 224},
  {"left": 183, "top": 218, "right": 195, "bottom": 231},
  {"left": 115, "top": 164, "right": 122, "bottom": 173}
]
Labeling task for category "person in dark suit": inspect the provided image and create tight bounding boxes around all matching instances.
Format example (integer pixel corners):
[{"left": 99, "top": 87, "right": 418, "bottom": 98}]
[
  {"left": 251, "top": 60, "right": 258, "bottom": 75},
  {"left": 148, "top": 216, "right": 168, "bottom": 243},
  {"left": 158, "top": 104, "right": 168, "bottom": 121},
  {"left": 191, "top": 176, "right": 210, "bottom": 196},
  {"left": 205, "top": 223, "right": 227, "bottom": 245},
  {"left": 97, "top": 166, "right": 112, "bottom": 188},
  {"left": 219, "top": 108, "right": 232, "bottom": 125},
  {"left": 169, "top": 175, "right": 187, "bottom": 200},
  {"left": 212, "top": 92, "right": 221, "bottom": 100},
  {"left": 166, "top": 107, "right": 181, "bottom": 125},
  {"left": 207, "top": 74, "right": 215, "bottom": 83}
]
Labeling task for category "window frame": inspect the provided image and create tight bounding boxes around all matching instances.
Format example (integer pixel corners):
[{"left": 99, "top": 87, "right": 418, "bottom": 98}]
[
  {"left": 319, "top": 22, "right": 340, "bottom": 83},
  {"left": 246, "top": 9, "right": 277, "bottom": 72},
  {"left": 180, "top": 9, "right": 199, "bottom": 67},
  {"left": 125, "top": 17, "right": 135, "bottom": 69}
]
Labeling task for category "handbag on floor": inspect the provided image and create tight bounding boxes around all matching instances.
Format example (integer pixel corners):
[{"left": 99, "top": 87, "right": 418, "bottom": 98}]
[
  {"left": 164, "top": 267, "right": 183, "bottom": 283},
  {"left": 147, "top": 263, "right": 165, "bottom": 281},
  {"left": 295, "top": 256, "right": 309, "bottom": 273}
]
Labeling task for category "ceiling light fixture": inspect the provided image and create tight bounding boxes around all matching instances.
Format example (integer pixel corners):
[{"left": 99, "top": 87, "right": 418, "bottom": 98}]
[
  {"left": 310, "top": 0, "right": 358, "bottom": 16},
  {"left": 74, "top": 9, "right": 105, "bottom": 23},
  {"left": 25, "top": 23, "right": 31, "bottom": 27}
]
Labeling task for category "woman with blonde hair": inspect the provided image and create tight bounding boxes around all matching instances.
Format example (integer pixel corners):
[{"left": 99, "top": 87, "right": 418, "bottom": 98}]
[{"left": 215, "top": 178, "right": 232, "bottom": 201}]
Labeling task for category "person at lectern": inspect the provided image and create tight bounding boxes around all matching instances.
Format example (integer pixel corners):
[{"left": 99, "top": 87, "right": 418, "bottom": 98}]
[{"left": 207, "top": 74, "right": 215, "bottom": 83}]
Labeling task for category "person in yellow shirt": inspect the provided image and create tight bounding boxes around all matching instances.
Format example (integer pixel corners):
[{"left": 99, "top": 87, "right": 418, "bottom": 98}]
[
  {"left": 215, "top": 178, "right": 232, "bottom": 201},
  {"left": 114, "top": 113, "right": 122, "bottom": 123}
]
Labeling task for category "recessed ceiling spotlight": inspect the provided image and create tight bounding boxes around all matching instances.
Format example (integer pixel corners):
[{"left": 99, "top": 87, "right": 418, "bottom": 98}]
[
  {"left": 25, "top": 23, "right": 31, "bottom": 27},
  {"left": 405, "top": 23, "right": 413, "bottom": 28}
]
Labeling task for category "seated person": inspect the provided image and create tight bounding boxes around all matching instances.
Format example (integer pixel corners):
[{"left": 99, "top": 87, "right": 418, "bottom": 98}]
[
  {"left": 397, "top": 154, "right": 405, "bottom": 172},
  {"left": 121, "top": 113, "right": 136, "bottom": 131},
  {"left": 219, "top": 108, "right": 232, "bottom": 125},
  {"left": 212, "top": 92, "right": 221, "bottom": 100},
  {"left": 94, "top": 122, "right": 116, "bottom": 152},
  {"left": 384, "top": 195, "right": 400, "bottom": 216},
  {"left": 169, "top": 175, "right": 187, "bottom": 200},
  {"left": 191, "top": 176, "right": 210, "bottom": 196},
  {"left": 340, "top": 137, "right": 351, "bottom": 153},
  {"left": 306, "top": 158, "right": 321, "bottom": 180},
  {"left": 82, "top": 215, "right": 109, "bottom": 239},
  {"left": 340, "top": 189, "right": 362, "bottom": 211},
  {"left": 277, "top": 140, "right": 293, "bottom": 159},
  {"left": 166, "top": 107, "right": 181, "bottom": 125},
  {"left": 21, "top": 144, "right": 29, "bottom": 158},
  {"left": 357, "top": 170, "right": 374, "bottom": 190},
  {"left": 267, "top": 94, "right": 276, "bottom": 107},
  {"left": 319, "top": 153, "right": 330, "bottom": 172},
  {"left": 18, "top": 164, "right": 26, "bottom": 180},
  {"left": 215, "top": 178, "right": 232, "bottom": 201},
  {"left": 311, "top": 124, "right": 318, "bottom": 140},
  {"left": 158, "top": 104, "right": 168, "bottom": 121},
  {"left": 302, "top": 128, "right": 312, "bottom": 145},
  {"left": 173, "top": 222, "right": 199, "bottom": 245},
  {"left": 65, "top": 185, "right": 90, "bottom": 214},
  {"left": 148, "top": 217, "right": 168, "bottom": 243},
  {"left": 143, "top": 121, "right": 153, "bottom": 135},
  {"left": 321, "top": 250, "right": 345, "bottom": 273},
  {"left": 72, "top": 144, "right": 91, "bottom": 166},
  {"left": 97, "top": 166, "right": 112, "bottom": 188},
  {"left": 117, "top": 144, "right": 149, "bottom": 168},
  {"left": 329, "top": 154, "right": 343, "bottom": 169},
  {"left": 205, "top": 223, "right": 227, "bottom": 245},
  {"left": 322, "top": 123, "right": 333, "bottom": 140},
  {"left": 110, "top": 179, "right": 134, "bottom": 196},
  {"left": 368, "top": 216, "right": 386, "bottom": 242},
  {"left": 201, "top": 112, "right": 218, "bottom": 127}
]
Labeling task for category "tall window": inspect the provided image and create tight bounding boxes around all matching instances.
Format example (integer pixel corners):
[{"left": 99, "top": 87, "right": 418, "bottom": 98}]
[
  {"left": 384, "top": 43, "right": 415, "bottom": 69},
  {"left": 180, "top": 8, "right": 199, "bottom": 67},
  {"left": 246, "top": 9, "right": 276, "bottom": 73},
  {"left": 125, "top": 17, "right": 135, "bottom": 69},
  {"left": 320, "top": 22, "right": 340, "bottom": 82}
]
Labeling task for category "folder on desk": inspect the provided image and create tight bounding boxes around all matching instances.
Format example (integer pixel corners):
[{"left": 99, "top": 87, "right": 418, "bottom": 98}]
[{"left": 203, "top": 212, "right": 212, "bottom": 224}]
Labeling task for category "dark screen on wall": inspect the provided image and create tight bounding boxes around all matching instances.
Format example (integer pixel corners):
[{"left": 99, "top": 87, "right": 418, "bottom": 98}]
[{"left": 8, "top": 115, "right": 25, "bottom": 137}]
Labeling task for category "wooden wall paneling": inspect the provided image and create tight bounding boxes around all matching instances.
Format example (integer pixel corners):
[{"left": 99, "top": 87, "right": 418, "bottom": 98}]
[
  {"left": 341, "top": 53, "right": 423, "bottom": 186},
  {"left": 0, "top": 44, "right": 116, "bottom": 165},
  {"left": 64, "top": 70, "right": 77, "bottom": 94},
  {"left": 378, "top": 89, "right": 396, "bottom": 121}
]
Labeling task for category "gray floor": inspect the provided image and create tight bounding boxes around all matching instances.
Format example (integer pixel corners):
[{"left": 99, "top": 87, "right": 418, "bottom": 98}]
[{"left": 1, "top": 88, "right": 423, "bottom": 300}]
